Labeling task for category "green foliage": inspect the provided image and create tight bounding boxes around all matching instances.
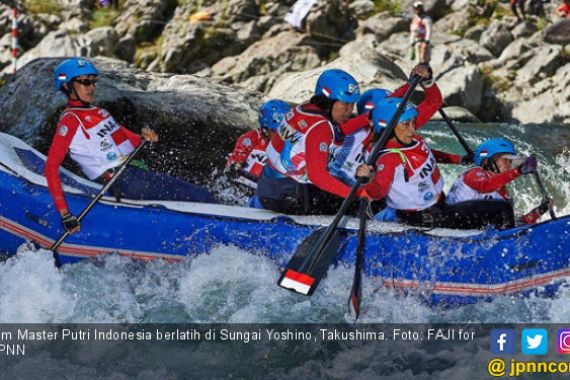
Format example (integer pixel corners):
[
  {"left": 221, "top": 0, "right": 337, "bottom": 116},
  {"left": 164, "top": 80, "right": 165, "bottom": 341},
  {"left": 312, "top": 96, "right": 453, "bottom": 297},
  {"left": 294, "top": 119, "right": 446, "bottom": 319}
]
[
  {"left": 23, "top": 0, "right": 62, "bottom": 15},
  {"left": 134, "top": 34, "right": 163, "bottom": 69},
  {"left": 371, "top": 0, "right": 400, "bottom": 16},
  {"left": 481, "top": 67, "right": 512, "bottom": 93},
  {"left": 89, "top": 7, "right": 121, "bottom": 29}
]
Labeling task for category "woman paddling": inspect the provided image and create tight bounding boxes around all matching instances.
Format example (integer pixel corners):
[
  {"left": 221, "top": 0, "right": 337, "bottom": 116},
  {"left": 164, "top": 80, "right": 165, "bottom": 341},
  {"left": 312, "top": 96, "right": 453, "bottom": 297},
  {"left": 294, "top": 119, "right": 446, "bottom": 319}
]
[{"left": 46, "top": 58, "right": 217, "bottom": 234}]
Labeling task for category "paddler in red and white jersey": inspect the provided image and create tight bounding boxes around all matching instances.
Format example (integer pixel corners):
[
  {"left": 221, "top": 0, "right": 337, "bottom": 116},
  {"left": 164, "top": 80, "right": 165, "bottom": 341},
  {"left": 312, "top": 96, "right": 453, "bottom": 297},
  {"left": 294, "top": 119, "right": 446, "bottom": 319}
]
[
  {"left": 225, "top": 100, "right": 291, "bottom": 190},
  {"left": 257, "top": 69, "right": 370, "bottom": 215},
  {"left": 46, "top": 58, "right": 216, "bottom": 234},
  {"left": 356, "top": 99, "right": 520, "bottom": 230},
  {"left": 447, "top": 138, "right": 553, "bottom": 225}
]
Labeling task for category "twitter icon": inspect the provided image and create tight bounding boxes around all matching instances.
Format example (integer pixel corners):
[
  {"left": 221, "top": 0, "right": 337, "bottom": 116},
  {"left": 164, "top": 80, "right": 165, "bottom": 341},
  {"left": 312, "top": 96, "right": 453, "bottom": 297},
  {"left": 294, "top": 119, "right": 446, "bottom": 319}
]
[{"left": 522, "top": 328, "right": 548, "bottom": 355}]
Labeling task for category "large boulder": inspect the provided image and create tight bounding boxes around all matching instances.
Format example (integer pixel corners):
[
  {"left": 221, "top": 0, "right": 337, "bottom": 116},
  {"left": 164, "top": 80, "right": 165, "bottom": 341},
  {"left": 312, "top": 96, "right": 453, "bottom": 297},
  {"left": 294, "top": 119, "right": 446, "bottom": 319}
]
[
  {"left": 84, "top": 27, "right": 119, "bottom": 58},
  {"left": 437, "top": 64, "right": 484, "bottom": 115},
  {"left": 304, "top": 0, "right": 355, "bottom": 43},
  {"left": 268, "top": 45, "right": 407, "bottom": 104},
  {"left": 511, "top": 21, "right": 537, "bottom": 39},
  {"left": 491, "top": 37, "right": 539, "bottom": 68},
  {"left": 432, "top": 8, "right": 471, "bottom": 35},
  {"left": 0, "top": 4, "right": 48, "bottom": 50},
  {"left": 544, "top": 19, "right": 570, "bottom": 46},
  {"left": 114, "top": 0, "right": 178, "bottom": 44},
  {"left": 516, "top": 45, "right": 564, "bottom": 85},
  {"left": 356, "top": 13, "right": 408, "bottom": 42},
  {"left": 479, "top": 21, "right": 513, "bottom": 57},
  {"left": 210, "top": 30, "right": 321, "bottom": 93},
  {"left": 160, "top": 0, "right": 260, "bottom": 74},
  {"left": 6, "top": 30, "right": 87, "bottom": 74},
  {"left": 348, "top": 0, "right": 375, "bottom": 18},
  {"left": 0, "top": 58, "right": 261, "bottom": 181}
]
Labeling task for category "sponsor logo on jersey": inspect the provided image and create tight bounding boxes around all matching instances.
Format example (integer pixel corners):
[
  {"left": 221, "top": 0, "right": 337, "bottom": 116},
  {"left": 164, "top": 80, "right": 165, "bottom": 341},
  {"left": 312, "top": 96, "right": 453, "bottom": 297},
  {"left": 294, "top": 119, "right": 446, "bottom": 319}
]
[
  {"left": 96, "top": 121, "right": 119, "bottom": 138},
  {"left": 319, "top": 142, "right": 328, "bottom": 152},
  {"left": 243, "top": 138, "right": 252, "bottom": 147},
  {"left": 58, "top": 125, "right": 68, "bottom": 136},
  {"left": 100, "top": 140, "right": 112, "bottom": 151},
  {"left": 106, "top": 152, "right": 118, "bottom": 161}
]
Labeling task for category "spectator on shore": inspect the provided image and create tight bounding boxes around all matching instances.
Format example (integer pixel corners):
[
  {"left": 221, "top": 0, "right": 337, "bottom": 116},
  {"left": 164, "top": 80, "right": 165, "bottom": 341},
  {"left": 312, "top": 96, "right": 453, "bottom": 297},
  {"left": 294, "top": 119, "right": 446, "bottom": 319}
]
[
  {"left": 510, "top": 0, "right": 527, "bottom": 22},
  {"left": 556, "top": 0, "right": 570, "bottom": 18},
  {"left": 409, "top": 1, "right": 432, "bottom": 64}
]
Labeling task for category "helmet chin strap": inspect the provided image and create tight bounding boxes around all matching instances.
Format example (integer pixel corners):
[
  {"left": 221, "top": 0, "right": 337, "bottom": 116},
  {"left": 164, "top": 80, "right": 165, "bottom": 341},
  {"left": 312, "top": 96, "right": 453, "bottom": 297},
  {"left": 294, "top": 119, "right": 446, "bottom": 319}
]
[{"left": 69, "top": 81, "right": 92, "bottom": 107}]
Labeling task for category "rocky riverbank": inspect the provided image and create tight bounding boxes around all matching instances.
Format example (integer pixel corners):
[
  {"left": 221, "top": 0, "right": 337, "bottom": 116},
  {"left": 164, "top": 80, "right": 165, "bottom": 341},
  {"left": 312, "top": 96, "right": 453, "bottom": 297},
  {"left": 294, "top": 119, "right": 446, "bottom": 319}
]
[{"left": 0, "top": 0, "right": 568, "bottom": 129}]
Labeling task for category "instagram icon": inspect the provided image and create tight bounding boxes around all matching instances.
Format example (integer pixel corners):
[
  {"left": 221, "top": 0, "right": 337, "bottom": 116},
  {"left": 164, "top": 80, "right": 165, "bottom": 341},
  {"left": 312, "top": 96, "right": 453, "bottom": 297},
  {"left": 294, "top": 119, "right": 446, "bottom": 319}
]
[{"left": 558, "top": 329, "right": 570, "bottom": 354}]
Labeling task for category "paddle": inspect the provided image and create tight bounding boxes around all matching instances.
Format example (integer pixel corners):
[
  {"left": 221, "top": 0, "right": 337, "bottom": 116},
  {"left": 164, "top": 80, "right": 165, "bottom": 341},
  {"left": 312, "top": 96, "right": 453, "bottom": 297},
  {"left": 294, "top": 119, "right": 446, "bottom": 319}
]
[
  {"left": 50, "top": 139, "right": 148, "bottom": 266},
  {"left": 533, "top": 171, "right": 556, "bottom": 220},
  {"left": 437, "top": 107, "right": 474, "bottom": 157},
  {"left": 348, "top": 198, "right": 368, "bottom": 319},
  {"left": 278, "top": 75, "right": 422, "bottom": 296}
]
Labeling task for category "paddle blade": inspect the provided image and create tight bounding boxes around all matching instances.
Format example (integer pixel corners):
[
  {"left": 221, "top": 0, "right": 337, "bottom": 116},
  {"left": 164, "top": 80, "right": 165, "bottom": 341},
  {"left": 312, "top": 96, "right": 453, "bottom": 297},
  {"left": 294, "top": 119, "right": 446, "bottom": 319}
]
[
  {"left": 278, "top": 228, "right": 341, "bottom": 296},
  {"left": 348, "top": 275, "right": 362, "bottom": 320}
]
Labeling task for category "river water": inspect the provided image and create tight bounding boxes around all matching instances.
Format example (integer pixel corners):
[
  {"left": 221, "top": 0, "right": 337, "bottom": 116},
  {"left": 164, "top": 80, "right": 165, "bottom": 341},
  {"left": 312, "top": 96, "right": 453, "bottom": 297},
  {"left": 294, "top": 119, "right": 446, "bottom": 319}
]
[{"left": 0, "top": 122, "right": 569, "bottom": 324}]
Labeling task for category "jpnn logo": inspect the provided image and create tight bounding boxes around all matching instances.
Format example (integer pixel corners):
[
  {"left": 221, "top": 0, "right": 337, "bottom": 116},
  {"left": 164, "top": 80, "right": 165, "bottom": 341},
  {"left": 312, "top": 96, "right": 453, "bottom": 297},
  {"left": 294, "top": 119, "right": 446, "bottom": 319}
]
[
  {"left": 490, "top": 329, "right": 516, "bottom": 355},
  {"left": 522, "top": 329, "right": 548, "bottom": 355}
]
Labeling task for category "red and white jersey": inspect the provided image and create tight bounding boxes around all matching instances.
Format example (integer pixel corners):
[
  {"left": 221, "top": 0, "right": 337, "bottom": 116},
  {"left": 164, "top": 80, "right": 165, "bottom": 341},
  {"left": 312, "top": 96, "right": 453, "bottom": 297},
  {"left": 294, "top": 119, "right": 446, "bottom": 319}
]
[
  {"left": 266, "top": 103, "right": 334, "bottom": 183},
  {"left": 410, "top": 14, "right": 432, "bottom": 42},
  {"left": 226, "top": 129, "right": 269, "bottom": 179},
  {"left": 379, "top": 139, "right": 444, "bottom": 210},
  {"left": 329, "top": 83, "right": 443, "bottom": 186},
  {"left": 264, "top": 103, "right": 364, "bottom": 199},
  {"left": 364, "top": 135, "right": 462, "bottom": 211},
  {"left": 446, "top": 167, "right": 519, "bottom": 205},
  {"left": 46, "top": 101, "right": 141, "bottom": 212}
]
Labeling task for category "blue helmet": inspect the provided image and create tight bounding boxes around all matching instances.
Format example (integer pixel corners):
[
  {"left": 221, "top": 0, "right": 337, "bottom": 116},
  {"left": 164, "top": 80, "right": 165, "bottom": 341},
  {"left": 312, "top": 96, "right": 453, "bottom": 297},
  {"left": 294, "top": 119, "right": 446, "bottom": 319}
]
[
  {"left": 54, "top": 58, "right": 99, "bottom": 91},
  {"left": 314, "top": 69, "right": 360, "bottom": 103},
  {"left": 370, "top": 97, "right": 418, "bottom": 135},
  {"left": 474, "top": 138, "right": 517, "bottom": 166},
  {"left": 357, "top": 88, "right": 392, "bottom": 115},
  {"left": 258, "top": 99, "right": 291, "bottom": 130}
]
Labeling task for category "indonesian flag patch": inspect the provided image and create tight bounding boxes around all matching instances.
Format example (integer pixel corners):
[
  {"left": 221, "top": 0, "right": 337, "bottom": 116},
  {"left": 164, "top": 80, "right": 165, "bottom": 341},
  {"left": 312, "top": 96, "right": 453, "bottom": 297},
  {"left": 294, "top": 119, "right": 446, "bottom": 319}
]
[{"left": 322, "top": 86, "right": 331, "bottom": 97}]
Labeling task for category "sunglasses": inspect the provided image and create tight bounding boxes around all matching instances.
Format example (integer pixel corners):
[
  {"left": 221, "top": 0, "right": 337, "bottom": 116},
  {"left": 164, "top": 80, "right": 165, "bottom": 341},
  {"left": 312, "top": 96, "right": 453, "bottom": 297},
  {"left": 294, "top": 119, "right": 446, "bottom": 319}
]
[{"left": 73, "top": 78, "right": 97, "bottom": 87}]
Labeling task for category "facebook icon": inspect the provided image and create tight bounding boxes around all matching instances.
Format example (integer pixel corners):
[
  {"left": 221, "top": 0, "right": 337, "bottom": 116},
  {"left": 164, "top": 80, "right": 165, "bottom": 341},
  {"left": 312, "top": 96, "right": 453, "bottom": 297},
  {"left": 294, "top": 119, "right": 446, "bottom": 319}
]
[{"left": 491, "top": 329, "right": 516, "bottom": 354}]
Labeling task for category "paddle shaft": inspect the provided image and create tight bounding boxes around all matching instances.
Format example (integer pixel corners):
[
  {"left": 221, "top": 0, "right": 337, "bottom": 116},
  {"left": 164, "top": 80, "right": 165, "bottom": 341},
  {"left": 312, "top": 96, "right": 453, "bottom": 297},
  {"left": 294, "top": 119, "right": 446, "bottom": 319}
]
[
  {"left": 300, "top": 76, "right": 422, "bottom": 275},
  {"left": 50, "top": 140, "right": 148, "bottom": 256},
  {"left": 437, "top": 107, "right": 473, "bottom": 156},
  {"left": 534, "top": 172, "right": 556, "bottom": 220},
  {"left": 349, "top": 198, "right": 368, "bottom": 320}
]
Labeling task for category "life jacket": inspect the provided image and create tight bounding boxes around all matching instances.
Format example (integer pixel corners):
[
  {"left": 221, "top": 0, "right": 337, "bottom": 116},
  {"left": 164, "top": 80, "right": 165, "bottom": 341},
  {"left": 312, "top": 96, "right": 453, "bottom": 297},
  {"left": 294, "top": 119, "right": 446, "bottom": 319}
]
[
  {"left": 59, "top": 106, "right": 135, "bottom": 180},
  {"left": 265, "top": 103, "right": 337, "bottom": 184},
  {"left": 380, "top": 139, "right": 443, "bottom": 211},
  {"left": 446, "top": 168, "right": 510, "bottom": 205}
]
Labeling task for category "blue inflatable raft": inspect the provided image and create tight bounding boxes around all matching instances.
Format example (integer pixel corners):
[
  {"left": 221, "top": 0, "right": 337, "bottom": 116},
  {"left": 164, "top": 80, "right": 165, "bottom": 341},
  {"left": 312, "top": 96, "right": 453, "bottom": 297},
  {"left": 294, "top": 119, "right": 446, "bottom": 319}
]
[{"left": 0, "top": 133, "right": 568, "bottom": 307}]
